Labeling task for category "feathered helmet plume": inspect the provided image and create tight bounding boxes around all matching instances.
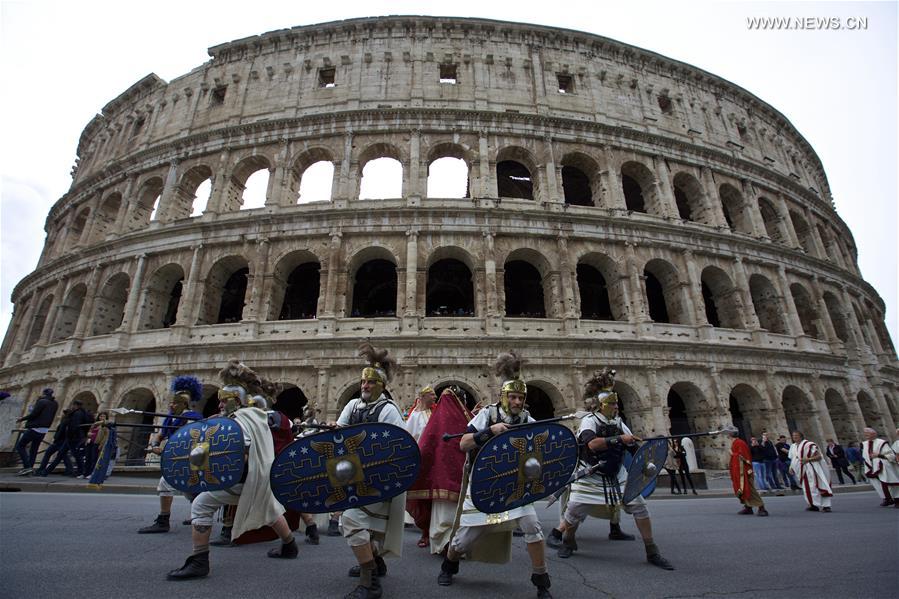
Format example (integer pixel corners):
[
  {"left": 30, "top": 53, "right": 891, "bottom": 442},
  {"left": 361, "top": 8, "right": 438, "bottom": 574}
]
[
  {"left": 219, "top": 359, "right": 265, "bottom": 396},
  {"left": 358, "top": 342, "right": 396, "bottom": 385},
  {"left": 494, "top": 351, "right": 527, "bottom": 411},
  {"left": 583, "top": 367, "right": 618, "bottom": 412},
  {"left": 171, "top": 375, "right": 203, "bottom": 407}
]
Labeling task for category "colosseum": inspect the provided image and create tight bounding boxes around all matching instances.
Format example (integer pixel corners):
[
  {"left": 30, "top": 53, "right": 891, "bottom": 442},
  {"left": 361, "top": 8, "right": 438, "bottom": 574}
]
[{"left": 1, "top": 15, "right": 896, "bottom": 468}]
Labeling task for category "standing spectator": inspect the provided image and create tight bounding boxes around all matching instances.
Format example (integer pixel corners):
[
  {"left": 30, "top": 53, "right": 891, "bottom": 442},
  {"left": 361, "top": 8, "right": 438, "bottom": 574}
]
[
  {"left": 34, "top": 408, "right": 74, "bottom": 476},
  {"left": 776, "top": 434, "right": 801, "bottom": 490},
  {"left": 664, "top": 441, "right": 682, "bottom": 494},
  {"left": 83, "top": 411, "right": 109, "bottom": 476},
  {"left": 760, "top": 432, "right": 784, "bottom": 491},
  {"left": 673, "top": 438, "right": 697, "bottom": 495},
  {"left": 750, "top": 437, "right": 769, "bottom": 491},
  {"left": 14, "top": 388, "right": 58, "bottom": 475},
  {"left": 63, "top": 399, "right": 90, "bottom": 476},
  {"left": 825, "top": 438, "right": 856, "bottom": 485},
  {"left": 845, "top": 441, "right": 866, "bottom": 483}
]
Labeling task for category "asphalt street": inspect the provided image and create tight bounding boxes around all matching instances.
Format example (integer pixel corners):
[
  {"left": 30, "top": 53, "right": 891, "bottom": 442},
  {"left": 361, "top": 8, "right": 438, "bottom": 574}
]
[{"left": 0, "top": 490, "right": 896, "bottom": 598}]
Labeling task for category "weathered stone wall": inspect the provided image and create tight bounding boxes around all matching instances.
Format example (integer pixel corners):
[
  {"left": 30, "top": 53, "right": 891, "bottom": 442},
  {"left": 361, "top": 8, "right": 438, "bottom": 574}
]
[{"left": 1, "top": 16, "right": 896, "bottom": 468}]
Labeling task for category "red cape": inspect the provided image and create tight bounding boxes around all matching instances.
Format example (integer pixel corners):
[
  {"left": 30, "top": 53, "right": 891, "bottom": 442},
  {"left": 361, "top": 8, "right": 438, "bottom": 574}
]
[
  {"left": 406, "top": 389, "right": 472, "bottom": 530},
  {"left": 729, "top": 437, "right": 753, "bottom": 502}
]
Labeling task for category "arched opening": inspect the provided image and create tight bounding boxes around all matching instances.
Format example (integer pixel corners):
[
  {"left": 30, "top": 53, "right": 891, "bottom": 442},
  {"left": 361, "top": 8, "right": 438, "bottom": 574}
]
[
  {"left": 621, "top": 161, "right": 657, "bottom": 214},
  {"left": 576, "top": 264, "right": 612, "bottom": 320},
  {"left": 173, "top": 165, "right": 213, "bottom": 219},
  {"left": 790, "top": 283, "right": 819, "bottom": 338},
  {"left": 25, "top": 295, "right": 54, "bottom": 348},
  {"left": 644, "top": 271, "right": 669, "bottom": 323},
  {"left": 137, "top": 264, "right": 185, "bottom": 330},
  {"left": 672, "top": 172, "right": 706, "bottom": 223},
  {"left": 621, "top": 174, "right": 645, "bottom": 213},
  {"left": 782, "top": 385, "right": 817, "bottom": 439},
  {"left": 667, "top": 382, "right": 716, "bottom": 467},
  {"left": 700, "top": 266, "right": 743, "bottom": 329},
  {"left": 729, "top": 393, "right": 749, "bottom": 440},
  {"left": 218, "top": 268, "right": 249, "bottom": 323},
  {"left": 129, "top": 177, "right": 163, "bottom": 229},
  {"left": 91, "top": 193, "right": 122, "bottom": 242},
  {"left": 434, "top": 381, "right": 480, "bottom": 413},
  {"left": 857, "top": 390, "right": 883, "bottom": 430},
  {"left": 240, "top": 168, "right": 270, "bottom": 210},
  {"left": 526, "top": 383, "right": 555, "bottom": 421},
  {"left": 191, "top": 179, "right": 212, "bottom": 216},
  {"left": 196, "top": 256, "right": 249, "bottom": 325},
  {"left": 427, "top": 157, "right": 469, "bottom": 198},
  {"left": 351, "top": 259, "right": 397, "bottom": 317},
  {"left": 298, "top": 161, "right": 335, "bottom": 203},
  {"left": 561, "top": 166, "right": 592, "bottom": 206},
  {"left": 644, "top": 259, "right": 687, "bottom": 325},
  {"left": 91, "top": 273, "right": 130, "bottom": 336},
  {"left": 823, "top": 292, "right": 849, "bottom": 342},
  {"left": 118, "top": 388, "right": 156, "bottom": 464},
  {"left": 278, "top": 263, "right": 320, "bottom": 320},
  {"left": 667, "top": 388, "right": 689, "bottom": 435},
  {"left": 824, "top": 389, "right": 857, "bottom": 444},
  {"left": 758, "top": 197, "right": 788, "bottom": 244},
  {"left": 51, "top": 284, "right": 87, "bottom": 341},
  {"left": 218, "top": 156, "right": 270, "bottom": 212},
  {"left": 70, "top": 391, "right": 99, "bottom": 416},
  {"left": 201, "top": 384, "right": 222, "bottom": 418},
  {"left": 426, "top": 259, "right": 474, "bottom": 316},
  {"left": 719, "top": 184, "right": 752, "bottom": 234},
  {"left": 729, "top": 384, "right": 766, "bottom": 441},
  {"left": 504, "top": 260, "right": 545, "bottom": 318},
  {"left": 68, "top": 208, "right": 90, "bottom": 249},
  {"left": 359, "top": 157, "right": 403, "bottom": 200},
  {"left": 749, "top": 274, "right": 787, "bottom": 334},
  {"left": 274, "top": 385, "right": 309, "bottom": 419},
  {"left": 789, "top": 211, "right": 815, "bottom": 254},
  {"left": 496, "top": 160, "right": 534, "bottom": 200}
]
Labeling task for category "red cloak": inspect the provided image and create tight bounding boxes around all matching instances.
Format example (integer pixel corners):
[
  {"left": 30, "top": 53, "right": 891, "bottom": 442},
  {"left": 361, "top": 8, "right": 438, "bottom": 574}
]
[
  {"left": 729, "top": 437, "right": 754, "bottom": 502},
  {"left": 406, "top": 388, "right": 472, "bottom": 531}
]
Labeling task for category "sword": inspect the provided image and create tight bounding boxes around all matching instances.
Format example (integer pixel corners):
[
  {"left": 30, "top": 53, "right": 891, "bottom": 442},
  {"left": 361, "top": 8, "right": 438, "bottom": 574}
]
[
  {"left": 441, "top": 412, "right": 582, "bottom": 441},
  {"left": 109, "top": 407, "right": 203, "bottom": 420}
]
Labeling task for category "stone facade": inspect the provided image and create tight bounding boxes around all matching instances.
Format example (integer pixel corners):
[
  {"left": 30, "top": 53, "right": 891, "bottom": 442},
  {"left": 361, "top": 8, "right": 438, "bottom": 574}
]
[{"left": 1, "top": 16, "right": 897, "bottom": 467}]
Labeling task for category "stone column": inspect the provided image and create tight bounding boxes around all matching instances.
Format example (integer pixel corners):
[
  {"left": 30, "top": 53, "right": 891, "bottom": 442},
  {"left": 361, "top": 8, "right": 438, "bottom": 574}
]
[
  {"left": 556, "top": 236, "right": 577, "bottom": 322},
  {"left": 243, "top": 238, "right": 271, "bottom": 322},
  {"left": 601, "top": 148, "right": 627, "bottom": 211},
  {"left": 406, "top": 130, "right": 423, "bottom": 202},
  {"left": 775, "top": 266, "right": 806, "bottom": 341},
  {"left": 774, "top": 193, "right": 802, "bottom": 248},
  {"left": 652, "top": 155, "right": 678, "bottom": 218},
  {"left": 402, "top": 229, "right": 420, "bottom": 334},
  {"left": 6, "top": 298, "right": 36, "bottom": 363},
  {"left": 682, "top": 249, "right": 710, "bottom": 334},
  {"left": 624, "top": 242, "right": 649, "bottom": 323},
  {"left": 174, "top": 245, "right": 203, "bottom": 328},
  {"left": 731, "top": 257, "right": 761, "bottom": 330},
  {"left": 112, "top": 176, "right": 138, "bottom": 234},
  {"left": 741, "top": 181, "right": 767, "bottom": 238},
  {"left": 72, "top": 267, "right": 102, "bottom": 339},
  {"left": 318, "top": 231, "right": 343, "bottom": 336},
  {"left": 542, "top": 135, "right": 560, "bottom": 204},
  {"left": 317, "top": 367, "right": 332, "bottom": 418},
  {"left": 478, "top": 132, "right": 494, "bottom": 198},
  {"left": 699, "top": 167, "right": 728, "bottom": 227},
  {"left": 205, "top": 150, "right": 232, "bottom": 215},
  {"left": 335, "top": 134, "right": 356, "bottom": 202},
  {"left": 121, "top": 254, "right": 148, "bottom": 333},
  {"left": 156, "top": 160, "right": 181, "bottom": 222},
  {"left": 809, "top": 375, "right": 838, "bottom": 443},
  {"left": 37, "top": 279, "right": 67, "bottom": 346},
  {"left": 483, "top": 231, "right": 502, "bottom": 335},
  {"left": 77, "top": 194, "right": 103, "bottom": 247}
]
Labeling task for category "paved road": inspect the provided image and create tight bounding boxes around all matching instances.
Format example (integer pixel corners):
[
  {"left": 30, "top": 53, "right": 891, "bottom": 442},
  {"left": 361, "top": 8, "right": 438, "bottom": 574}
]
[{"left": 1, "top": 491, "right": 895, "bottom": 598}]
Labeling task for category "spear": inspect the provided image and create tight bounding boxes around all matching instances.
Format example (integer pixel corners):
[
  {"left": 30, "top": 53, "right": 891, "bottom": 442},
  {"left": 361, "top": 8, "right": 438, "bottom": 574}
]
[
  {"left": 441, "top": 412, "right": 581, "bottom": 441},
  {"left": 643, "top": 424, "right": 738, "bottom": 442},
  {"left": 108, "top": 407, "right": 203, "bottom": 421}
]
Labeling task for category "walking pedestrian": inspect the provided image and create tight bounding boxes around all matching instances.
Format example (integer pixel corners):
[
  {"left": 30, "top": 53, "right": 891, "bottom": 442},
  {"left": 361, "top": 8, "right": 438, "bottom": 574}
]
[
  {"left": 825, "top": 439, "right": 856, "bottom": 485},
  {"left": 673, "top": 438, "right": 697, "bottom": 495},
  {"left": 14, "top": 388, "right": 58, "bottom": 475}
]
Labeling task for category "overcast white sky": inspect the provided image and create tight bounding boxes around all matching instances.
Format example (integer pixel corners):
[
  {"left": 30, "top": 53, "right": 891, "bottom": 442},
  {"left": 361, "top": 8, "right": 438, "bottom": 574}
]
[{"left": 1, "top": 0, "right": 896, "bottom": 344}]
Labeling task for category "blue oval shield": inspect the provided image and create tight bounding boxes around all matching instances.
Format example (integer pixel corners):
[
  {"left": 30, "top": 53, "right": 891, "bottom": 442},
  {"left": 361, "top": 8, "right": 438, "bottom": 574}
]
[{"left": 161, "top": 417, "right": 246, "bottom": 494}]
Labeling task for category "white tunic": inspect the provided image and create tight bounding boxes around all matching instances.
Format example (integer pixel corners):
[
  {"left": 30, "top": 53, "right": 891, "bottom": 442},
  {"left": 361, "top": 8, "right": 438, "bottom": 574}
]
[
  {"left": 789, "top": 439, "right": 832, "bottom": 507},
  {"left": 568, "top": 413, "right": 633, "bottom": 506},
  {"left": 404, "top": 408, "right": 432, "bottom": 442},
  {"left": 862, "top": 438, "right": 899, "bottom": 484}
]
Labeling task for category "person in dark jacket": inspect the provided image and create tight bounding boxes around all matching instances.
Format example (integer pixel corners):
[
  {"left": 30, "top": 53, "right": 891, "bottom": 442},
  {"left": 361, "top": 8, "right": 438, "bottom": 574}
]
[
  {"left": 826, "top": 439, "right": 856, "bottom": 485},
  {"left": 760, "top": 432, "right": 784, "bottom": 491},
  {"left": 34, "top": 408, "right": 75, "bottom": 476},
  {"left": 749, "top": 437, "right": 769, "bottom": 491},
  {"left": 63, "top": 399, "right": 91, "bottom": 476},
  {"left": 14, "top": 388, "right": 59, "bottom": 475}
]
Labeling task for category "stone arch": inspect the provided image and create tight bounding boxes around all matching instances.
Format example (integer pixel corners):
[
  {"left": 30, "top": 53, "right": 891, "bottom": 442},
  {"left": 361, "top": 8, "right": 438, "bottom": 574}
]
[
  {"left": 433, "top": 380, "right": 482, "bottom": 413},
  {"left": 137, "top": 263, "right": 185, "bottom": 330},
  {"left": 672, "top": 171, "right": 709, "bottom": 223},
  {"left": 790, "top": 283, "right": 819, "bottom": 338},
  {"left": 667, "top": 380, "right": 722, "bottom": 467},
  {"left": 643, "top": 258, "right": 687, "bottom": 325},
  {"left": 228, "top": 155, "right": 272, "bottom": 212},
  {"left": 90, "top": 192, "right": 123, "bottom": 242},
  {"left": 865, "top": 300, "right": 896, "bottom": 356},
  {"left": 757, "top": 196, "right": 789, "bottom": 245},
  {"left": 69, "top": 390, "right": 99, "bottom": 416},
  {"left": 856, "top": 390, "right": 885, "bottom": 431},
  {"left": 290, "top": 147, "right": 337, "bottom": 204},
  {"left": 336, "top": 380, "right": 362, "bottom": 413},
  {"left": 824, "top": 388, "right": 858, "bottom": 444},
  {"left": 358, "top": 143, "right": 404, "bottom": 200},
  {"left": 51, "top": 283, "right": 87, "bottom": 341},
  {"left": 128, "top": 176, "right": 164, "bottom": 230},
  {"left": 577, "top": 252, "right": 625, "bottom": 321},
  {"left": 426, "top": 257, "right": 475, "bottom": 317},
  {"left": 348, "top": 247, "right": 398, "bottom": 317},
  {"left": 200, "top": 383, "right": 222, "bottom": 418},
  {"left": 503, "top": 248, "right": 552, "bottom": 318},
  {"left": 67, "top": 206, "right": 91, "bottom": 249},
  {"left": 91, "top": 272, "right": 130, "bottom": 336},
  {"left": 782, "top": 385, "right": 819, "bottom": 441},
  {"left": 525, "top": 379, "right": 561, "bottom": 420},
  {"left": 197, "top": 255, "right": 250, "bottom": 325},
  {"left": 620, "top": 160, "right": 657, "bottom": 214},
  {"left": 700, "top": 266, "right": 743, "bottom": 329},
  {"left": 560, "top": 152, "right": 600, "bottom": 207},
  {"left": 25, "top": 294, "right": 54, "bottom": 348},
  {"left": 427, "top": 142, "right": 473, "bottom": 199},
  {"left": 822, "top": 291, "right": 849, "bottom": 342},
  {"left": 719, "top": 183, "right": 753, "bottom": 234},
  {"left": 117, "top": 387, "right": 156, "bottom": 464},
  {"left": 789, "top": 210, "right": 815, "bottom": 254},
  {"left": 496, "top": 146, "right": 539, "bottom": 201},
  {"left": 749, "top": 274, "right": 787, "bottom": 334},
  {"left": 172, "top": 164, "right": 214, "bottom": 218},
  {"left": 270, "top": 249, "right": 321, "bottom": 321},
  {"left": 728, "top": 383, "right": 767, "bottom": 440},
  {"left": 613, "top": 381, "right": 647, "bottom": 432},
  {"left": 815, "top": 224, "right": 838, "bottom": 262}
]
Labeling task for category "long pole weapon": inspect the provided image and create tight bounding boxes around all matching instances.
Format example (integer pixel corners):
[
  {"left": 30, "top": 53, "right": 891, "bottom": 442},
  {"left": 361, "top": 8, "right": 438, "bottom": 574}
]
[
  {"left": 441, "top": 412, "right": 581, "bottom": 441},
  {"left": 108, "top": 407, "right": 203, "bottom": 420}
]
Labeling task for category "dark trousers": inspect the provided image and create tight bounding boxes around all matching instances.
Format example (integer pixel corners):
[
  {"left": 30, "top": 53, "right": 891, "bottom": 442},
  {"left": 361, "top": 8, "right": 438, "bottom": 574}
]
[
  {"left": 40, "top": 440, "right": 77, "bottom": 475},
  {"left": 15, "top": 430, "right": 45, "bottom": 469},
  {"left": 832, "top": 462, "right": 856, "bottom": 485},
  {"left": 678, "top": 466, "right": 696, "bottom": 492},
  {"left": 665, "top": 468, "right": 681, "bottom": 493},
  {"left": 84, "top": 443, "right": 99, "bottom": 475}
]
